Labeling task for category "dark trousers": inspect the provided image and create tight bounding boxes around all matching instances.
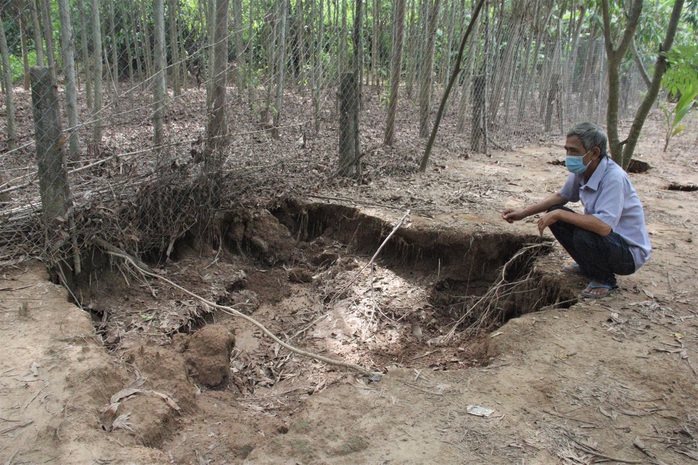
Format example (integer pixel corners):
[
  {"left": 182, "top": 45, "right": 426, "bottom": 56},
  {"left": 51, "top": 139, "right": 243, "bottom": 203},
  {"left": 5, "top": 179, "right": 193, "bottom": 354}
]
[{"left": 547, "top": 205, "right": 635, "bottom": 286}]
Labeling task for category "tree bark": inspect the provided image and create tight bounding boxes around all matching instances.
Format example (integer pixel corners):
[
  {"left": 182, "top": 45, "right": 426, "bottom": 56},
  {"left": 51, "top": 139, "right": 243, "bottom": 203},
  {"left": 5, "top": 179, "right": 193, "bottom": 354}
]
[
  {"left": 153, "top": 0, "right": 167, "bottom": 156},
  {"left": 204, "top": 0, "right": 229, "bottom": 171},
  {"left": 384, "top": 0, "right": 406, "bottom": 146},
  {"left": 619, "top": 0, "right": 684, "bottom": 169},
  {"left": 90, "top": 0, "right": 103, "bottom": 154},
  {"left": 169, "top": 0, "right": 182, "bottom": 96},
  {"left": 40, "top": 0, "right": 57, "bottom": 81},
  {"left": 600, "top": 0, "right": 643, "bottom": 163},
  {"left": 19, "top": 8, "right": 31, "bottom": 90},
  {"left": 57, "top": 0, "right": 81, "bottom": 160},
  {"left": 30, "top": 66, "right": 77, "bottom": 284},
  {"left": 0, "top": 14, "right": 17, "bottom": 150},
  {"left": 419, "top": 0, "right": 485, "bottom": 171},
  {"left": 76, "top": 0, "right": 92, "bottom": 108},
  {"left": 418, "top": 0, "right": 441, "bottom": 138},
  {"left": 30, "top": 0, "right": 45, "bottom": 67},
  {"left": 272, "top": 0, "right": 288, "bottom": 139}
]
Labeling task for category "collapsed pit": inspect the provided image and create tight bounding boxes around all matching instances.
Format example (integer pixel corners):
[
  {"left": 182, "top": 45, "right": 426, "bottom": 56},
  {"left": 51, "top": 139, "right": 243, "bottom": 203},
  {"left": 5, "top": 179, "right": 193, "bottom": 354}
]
[{"left": 69, "top": 200, "right": 577, "bottom": 459}]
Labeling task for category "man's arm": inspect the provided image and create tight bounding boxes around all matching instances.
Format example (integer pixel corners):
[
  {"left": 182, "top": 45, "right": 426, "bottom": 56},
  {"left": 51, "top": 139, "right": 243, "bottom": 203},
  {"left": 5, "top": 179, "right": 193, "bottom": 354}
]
[
  {"left": 501, "top": 193, "right": 568, "bottom": 223},
  {"left": 537, "top": 208, "right": 612, "bottom": 236}
]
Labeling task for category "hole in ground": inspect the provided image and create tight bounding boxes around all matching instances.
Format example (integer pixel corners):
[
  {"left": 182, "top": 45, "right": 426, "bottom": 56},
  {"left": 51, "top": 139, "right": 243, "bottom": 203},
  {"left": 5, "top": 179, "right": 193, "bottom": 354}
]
[
  {"left": 667, "top": 182, "right": 698, "bottom": 192},
  {"left": 70, "top": 200, "right": 577, "bottom": 462}
]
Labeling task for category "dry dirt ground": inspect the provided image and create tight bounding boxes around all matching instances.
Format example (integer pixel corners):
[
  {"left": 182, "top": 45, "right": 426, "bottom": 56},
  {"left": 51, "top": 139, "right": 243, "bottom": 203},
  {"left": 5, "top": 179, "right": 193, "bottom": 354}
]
[{"left": 1, "top": 113, "right": 697, "bottom": 465}]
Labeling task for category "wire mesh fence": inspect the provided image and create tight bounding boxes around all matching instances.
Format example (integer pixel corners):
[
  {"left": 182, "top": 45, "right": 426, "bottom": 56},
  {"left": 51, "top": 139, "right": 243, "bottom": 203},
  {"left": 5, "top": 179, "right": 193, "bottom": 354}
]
[{"left": 0, "top": 0, "right": 650, "bottom": 271}]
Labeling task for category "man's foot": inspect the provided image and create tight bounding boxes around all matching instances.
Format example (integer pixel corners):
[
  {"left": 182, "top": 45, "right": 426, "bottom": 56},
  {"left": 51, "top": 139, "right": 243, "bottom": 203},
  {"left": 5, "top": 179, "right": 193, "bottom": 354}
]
[
  {"left": 581, "top": 281, "right": 617, "bottom": 299},
  {"left": 562, "top": 263, "right": 585, "bottom": 276}
]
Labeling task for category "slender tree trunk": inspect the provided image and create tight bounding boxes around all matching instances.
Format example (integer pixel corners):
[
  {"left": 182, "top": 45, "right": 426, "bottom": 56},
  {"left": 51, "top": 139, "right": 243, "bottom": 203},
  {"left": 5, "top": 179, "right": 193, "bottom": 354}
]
[
  {"left": 204, "top": 0, "right": 229, "bottom": 171},
  {"left": 19, "top": 9, "right": 31, "bottom": 90},
  {"left": 312, "top": 0, "right": 325, "bottom": 132},
  {"left": 600, "top": 0, "right": 643, "bottom": 163},
  {"left": 128, "top": 0, "right": 143, "bottom": 81},
  {"left": 30, "top": 66, "right": 77, "bottom": 284},
  {"left": 457, "top": 7, "right": 479, "bottom": 132},
  {"left": 169, "top": 0, "right": 181, "bottom": 96},
  {"left": 0, "top": 15, "right": 17, "bottom": 150},
  {"left": 384, "top": 0, "right": 406, "bottom": 146},
  {"left": 419, "top": 0, "right": 485, "bottom": 171},
  {"left": 109, "top": 0, "right": 119, "bottom": 86},
  {"left": 31, "top": 0, "right": 45, "bottom": 67},
  {"left": 140, "top": 0, "right": 153, "bottom": 81},
  {"left": 232, "top": 0, "right": 244, "bottom": 97},
  {"left": 40, "top": 0, "right": 57, "bottom": 80},
  {"left": 371, "top": 0, "right": 379, "bottom": 86},
  {"left": 272, "top": 0, "right": 288, "bottom": 139},
  {"left": 620, "top": 0, "right": 684, "bottom": 168},
  {"left": 352, "top": 0, "right": 363, "bottom": 109},
  {"left": 122, "top": 1, "right": 134, "bottom": 84},
  {"left": 418, "top": 0, "right": 441, "bottom": 138},
  {"left": 153, "top": 0, "right": 167, "bottom": 155},
  {"left": 58, "top": 0, "right": 81, "bottom": 160},
  {"left": 90, "top": 0, "right": 103, "bottom": 154},
  {"left": 77, "top": 0, "right": 92, "bottom": 108}
]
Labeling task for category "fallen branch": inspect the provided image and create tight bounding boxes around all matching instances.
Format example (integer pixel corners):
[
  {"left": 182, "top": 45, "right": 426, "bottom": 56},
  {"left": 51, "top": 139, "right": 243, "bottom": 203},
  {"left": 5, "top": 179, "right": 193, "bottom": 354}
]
[{"left": 96, "top": 243, "right": 379, "bottom": 378}]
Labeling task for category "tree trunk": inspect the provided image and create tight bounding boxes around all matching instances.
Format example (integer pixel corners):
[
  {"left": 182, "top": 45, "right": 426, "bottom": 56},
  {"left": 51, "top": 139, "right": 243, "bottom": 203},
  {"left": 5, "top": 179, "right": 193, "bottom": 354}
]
[
  {"left": 128, "top": 0, "right": 143, "bottom": 81},
  {"left": 272, "top": 0, "right": 288, "bottom": 139},
  {"left": 418, "top": 0, "right": 441, "bottom": 138},
  {"left": 109, "top": 0, "right": 119, "bottom": 86},
  {"left": 352, "top": 0, "right": 363, "bottom": 109},
  {"left": 77, "top": 0, "right": 92, "bottom": 108},
  {"left": 122, "top": 0, "right": 134, "bottom": 84},
  {"left": 232, "top": 0, "right": 244, "bottom": 97},
  {"left": 371, "top": 0, "right": 379, "bottom": 86},
  {"left": 619, "top": 0, "right": 684, "bottom": 169},
  {"left": 153, "top": 0, "right": 167, "bottom": 156},
  {"left": 601, "top": 0, "right": 643, "bottom": 163},
  {"left": 57, "top": 0, "right": 81, "bottom": 160},
  {"left": 204, "top": 0, "right": 229, "bottom": 171},
  {"left": 40, "top": 0, "right": 57, "bottom": 80},
  {"left": 30, "top": 0, "right": 45, "bottom": 67},
  {"left": 0, "top": 15, "right": 17, "bottom": 150},
  {"left": 19, "top": 9, "right": 31, "bottom": 90},
  {"left": 311, "top": 0, "right": 325, "bottom": 132},
  {"left": 91, "top": 0, "right": 103, "bottom": 154},
  {"left": 419, "top": 0, "right": 485, "bottom": 171},
  {"left": 168, "top": 0, "right": 181, "bottom": 96},
  {"left": 30, "top": 67, "right": 77, "bottom": 285},
  {"left": 384, "top": 0, "right": 406, "bottom": 146}
]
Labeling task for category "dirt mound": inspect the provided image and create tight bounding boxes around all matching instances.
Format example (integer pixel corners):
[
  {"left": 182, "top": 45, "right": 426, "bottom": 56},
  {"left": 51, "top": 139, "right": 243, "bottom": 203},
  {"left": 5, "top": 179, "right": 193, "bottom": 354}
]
[{"left": 178, "top": 324, "right": 236, "bottom": 389}]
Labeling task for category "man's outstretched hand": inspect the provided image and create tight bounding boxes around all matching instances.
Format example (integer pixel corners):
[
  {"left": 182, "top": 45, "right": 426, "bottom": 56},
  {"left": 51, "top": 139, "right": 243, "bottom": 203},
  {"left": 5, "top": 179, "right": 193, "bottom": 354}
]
[{"left": 501, "top": 209, "right": 526, "bottom": 223}]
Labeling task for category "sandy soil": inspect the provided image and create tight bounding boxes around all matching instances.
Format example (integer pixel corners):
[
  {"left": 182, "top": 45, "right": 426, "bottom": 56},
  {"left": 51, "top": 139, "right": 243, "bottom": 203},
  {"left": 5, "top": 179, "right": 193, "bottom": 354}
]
[{"left": 1, "top": 111, "right": 697, "bottom": 464}]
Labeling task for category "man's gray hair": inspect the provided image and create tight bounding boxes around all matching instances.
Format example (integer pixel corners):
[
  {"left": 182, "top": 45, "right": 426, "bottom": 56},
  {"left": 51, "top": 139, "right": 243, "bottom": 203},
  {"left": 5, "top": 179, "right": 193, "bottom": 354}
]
[{"left": 567, "top": 123, "right": 608, "bottom": 159}]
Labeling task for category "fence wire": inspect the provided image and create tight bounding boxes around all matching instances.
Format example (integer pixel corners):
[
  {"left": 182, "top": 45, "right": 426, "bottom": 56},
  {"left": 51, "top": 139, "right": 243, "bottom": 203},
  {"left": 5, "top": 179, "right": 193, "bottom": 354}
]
[{"left": 0, "top": 0, "right": 648, "bottom": 267}]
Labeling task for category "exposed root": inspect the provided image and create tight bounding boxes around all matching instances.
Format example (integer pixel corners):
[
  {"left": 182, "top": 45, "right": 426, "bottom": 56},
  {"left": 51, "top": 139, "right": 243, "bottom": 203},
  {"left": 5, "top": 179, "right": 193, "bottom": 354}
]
[{"left": 445, "top": 242, "right": 549, "bottom": 340}]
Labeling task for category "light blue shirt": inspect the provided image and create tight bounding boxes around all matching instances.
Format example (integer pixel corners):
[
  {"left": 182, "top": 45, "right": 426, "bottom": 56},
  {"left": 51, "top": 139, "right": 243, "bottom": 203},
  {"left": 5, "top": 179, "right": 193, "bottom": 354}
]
[{"left": 559, "top": 156, "right": 651, "bottom": 269}]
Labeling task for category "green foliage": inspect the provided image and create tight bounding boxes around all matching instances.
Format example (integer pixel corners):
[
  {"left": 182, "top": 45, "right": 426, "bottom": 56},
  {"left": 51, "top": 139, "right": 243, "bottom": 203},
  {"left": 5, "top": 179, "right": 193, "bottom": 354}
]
[
  {"left": 661, "top": 85, "right": 697, "bottom": 152},
  {"left": 661, "top": 44, "right": 698, "bottom": 151},
  {"left": 8, "top": 51, "right": 36, "bottom": 84},
  {"left": 662, "top": 44, "right": 698, "bottom": 96}
]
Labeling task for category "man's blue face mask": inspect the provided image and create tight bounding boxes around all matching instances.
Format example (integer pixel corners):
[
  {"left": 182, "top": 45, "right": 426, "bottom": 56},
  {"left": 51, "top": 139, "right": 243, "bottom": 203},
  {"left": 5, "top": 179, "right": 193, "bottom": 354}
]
[{"left": 565, "top": 149, "right": 592, "bottom": 174}]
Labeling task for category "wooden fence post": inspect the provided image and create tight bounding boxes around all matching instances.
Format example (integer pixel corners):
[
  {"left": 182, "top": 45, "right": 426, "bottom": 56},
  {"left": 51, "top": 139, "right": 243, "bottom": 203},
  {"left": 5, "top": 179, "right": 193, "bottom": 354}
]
[
  {"left": 472, "top": 74, "right": 486, "bottom": 152},
  {"left": 338, "top": 72, "right": 360, "bottom": 177}
]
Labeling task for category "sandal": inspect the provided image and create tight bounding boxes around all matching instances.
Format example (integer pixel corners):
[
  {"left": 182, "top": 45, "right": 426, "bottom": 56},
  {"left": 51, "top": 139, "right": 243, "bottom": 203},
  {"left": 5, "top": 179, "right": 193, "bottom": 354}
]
[
  {"left": 581, "top": 281, "right": 617, "bottom": 299},
  {"left": 562, "top": 263, "right": 584, "bottom": 276}
]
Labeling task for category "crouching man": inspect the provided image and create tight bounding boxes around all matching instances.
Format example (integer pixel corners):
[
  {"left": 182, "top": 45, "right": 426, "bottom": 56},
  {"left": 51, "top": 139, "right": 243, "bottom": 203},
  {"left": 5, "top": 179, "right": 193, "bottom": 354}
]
[{"left": 501, "top": 122, "right": 651, "bottom": 298}]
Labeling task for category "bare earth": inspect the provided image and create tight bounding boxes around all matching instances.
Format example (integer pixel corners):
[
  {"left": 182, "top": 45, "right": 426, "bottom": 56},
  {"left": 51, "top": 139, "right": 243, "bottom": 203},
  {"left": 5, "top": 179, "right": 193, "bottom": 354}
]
[{"left": 1, "top": 114, "right": 697, "bottom": 464}]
